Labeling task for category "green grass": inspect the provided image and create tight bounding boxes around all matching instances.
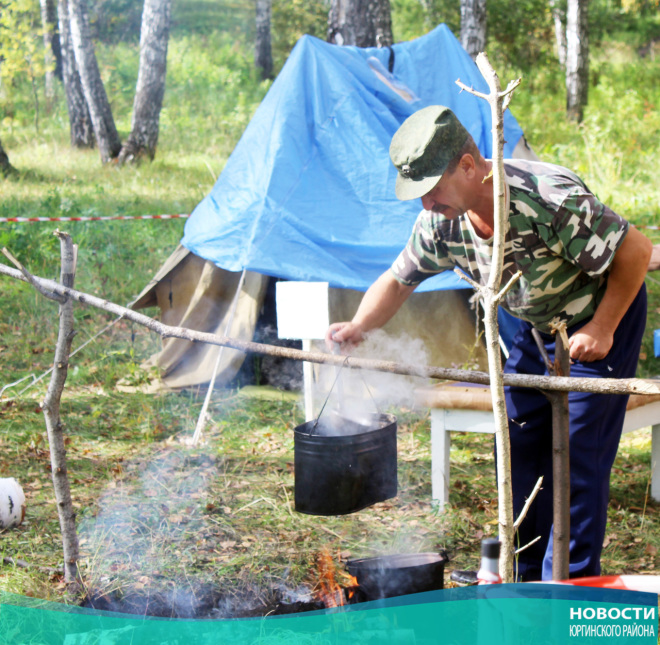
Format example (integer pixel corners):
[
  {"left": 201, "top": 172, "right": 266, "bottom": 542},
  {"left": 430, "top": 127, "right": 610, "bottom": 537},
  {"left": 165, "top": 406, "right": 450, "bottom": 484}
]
[
  {"left": 1, "top": 391, "right": 657, "bottom": 608},
  {"left": 1, "top": 1, "right": 660, "bottom": 611}
]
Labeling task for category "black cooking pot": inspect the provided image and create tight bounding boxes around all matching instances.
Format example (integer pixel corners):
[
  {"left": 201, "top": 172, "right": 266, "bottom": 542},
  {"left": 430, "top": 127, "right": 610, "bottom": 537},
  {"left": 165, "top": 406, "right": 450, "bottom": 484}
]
[
  {"left": 294, "top": 413, "right": 397, "bottom": 516},
  {"left": 346, "top": 552, "right": 449, "bottom": 599}
]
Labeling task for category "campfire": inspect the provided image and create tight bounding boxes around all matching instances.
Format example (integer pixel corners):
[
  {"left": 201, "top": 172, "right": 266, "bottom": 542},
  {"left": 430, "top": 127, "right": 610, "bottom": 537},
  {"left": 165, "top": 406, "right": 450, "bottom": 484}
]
[
  {"left": 311, "top": 547, "right": 449, "bottom": 607},
  {"left": 312, "top": 548, "right": 360, "bottom": 608},
  {"left": 81, "top": 547, "right": 448, "bottom": 619}
]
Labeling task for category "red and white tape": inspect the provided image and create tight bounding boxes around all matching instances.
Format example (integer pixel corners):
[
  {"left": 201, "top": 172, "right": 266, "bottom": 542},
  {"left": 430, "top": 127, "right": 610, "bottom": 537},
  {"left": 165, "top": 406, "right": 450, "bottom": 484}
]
[{"left": 0, "top": 214, "right": 190, "bottom": 223}]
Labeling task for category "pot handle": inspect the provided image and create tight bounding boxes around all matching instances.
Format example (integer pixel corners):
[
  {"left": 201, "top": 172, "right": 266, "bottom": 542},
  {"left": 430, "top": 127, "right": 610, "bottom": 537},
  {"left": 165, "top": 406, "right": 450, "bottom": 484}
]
[{"left": 311, "top": 348, "right": 351, "bottom": 434}]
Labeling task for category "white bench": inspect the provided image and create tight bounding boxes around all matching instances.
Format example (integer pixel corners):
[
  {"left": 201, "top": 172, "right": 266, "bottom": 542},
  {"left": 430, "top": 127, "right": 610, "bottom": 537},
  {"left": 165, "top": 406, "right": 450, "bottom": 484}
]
[{"left": 416, "top": 382, "right": 660, "bottom": 506}]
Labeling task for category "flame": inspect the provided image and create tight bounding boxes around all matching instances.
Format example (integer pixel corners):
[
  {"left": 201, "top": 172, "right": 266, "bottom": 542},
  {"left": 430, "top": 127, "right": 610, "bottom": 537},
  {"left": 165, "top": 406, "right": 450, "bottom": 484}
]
[
  {"left": 346, "top": 574, "right": 359, "bottom": 600},
  {"left": 313, "top": 548, "right": 357, "bottom": 607}
]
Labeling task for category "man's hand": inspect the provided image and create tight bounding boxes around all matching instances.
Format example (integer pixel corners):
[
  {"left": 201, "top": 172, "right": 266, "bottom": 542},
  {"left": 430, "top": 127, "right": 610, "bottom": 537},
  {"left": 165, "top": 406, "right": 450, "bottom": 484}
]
[
  {"left": 568, "top": 320, "right": 614, "bottom": 362},
  {"left": 324, "top": 270, "right": 417, "bottom": 353},
  {"left": 569, "top": 227, "right": 652, "bottom": 363},
  {"left": 325, "top": 322, "right": 364, "bottom": 352}
]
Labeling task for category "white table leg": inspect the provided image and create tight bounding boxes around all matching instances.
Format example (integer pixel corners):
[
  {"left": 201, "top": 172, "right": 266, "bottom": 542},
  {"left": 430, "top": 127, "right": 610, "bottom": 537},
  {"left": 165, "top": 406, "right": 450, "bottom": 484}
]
[{"left": 431, "top": 409, "right": 450, "bottom": 506}]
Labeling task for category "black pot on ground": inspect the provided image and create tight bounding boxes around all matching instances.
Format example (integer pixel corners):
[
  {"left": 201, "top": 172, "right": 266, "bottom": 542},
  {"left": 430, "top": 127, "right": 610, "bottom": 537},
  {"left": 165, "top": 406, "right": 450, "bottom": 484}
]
[
  {"left": 294, "top": 412, "right": 397, "bottom": 516},
  {"left": 346, "top": 552, "right": 449, "bottom": 600}
]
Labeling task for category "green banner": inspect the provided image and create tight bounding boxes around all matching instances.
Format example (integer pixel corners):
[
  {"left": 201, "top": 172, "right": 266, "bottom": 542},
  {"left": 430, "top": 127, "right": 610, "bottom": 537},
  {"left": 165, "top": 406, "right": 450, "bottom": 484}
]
[{"left": 1, "top": 584, "right": 656, "bottom": 644}]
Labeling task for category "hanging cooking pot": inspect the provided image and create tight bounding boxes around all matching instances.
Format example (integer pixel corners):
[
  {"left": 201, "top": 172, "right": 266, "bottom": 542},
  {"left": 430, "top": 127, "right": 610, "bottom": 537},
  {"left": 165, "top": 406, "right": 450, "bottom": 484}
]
[
  {"left": 346, "top": 552, "right": 449, "bottom": 600},
  {"left": 294, "top": 412, "right": 397, "bottom": 516}
]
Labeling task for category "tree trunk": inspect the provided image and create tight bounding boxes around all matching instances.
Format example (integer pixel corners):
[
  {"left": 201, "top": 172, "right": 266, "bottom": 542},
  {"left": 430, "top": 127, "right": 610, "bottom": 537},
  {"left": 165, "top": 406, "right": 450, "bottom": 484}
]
[
  {"left": 58, "top": 0, "right": 94, "bottom": 148},
  {"left": 460, "top": 0, "right": 487, "bottom": 60},
  {"left": 68, "top": 0, "right": 122, "bottom": 162},
  {"left": 0, "top": 137, "right": 16, "bottom": 177},
  {"left": 255, "top": 0, "right": 273, "bottom": 80},
  {"left": 39, "top": 0, "right": 60, "bottom": 104},
  {"left": 565, "top": 0, "right": 589, "bottom": 122},
  {"left": 549, "top": 0, "right": 567, "bottom": 68},
  {"left": 550, "top": 332, "right": 571, "bottom": 581},
  {"left": 327, "top": 0, "right": 393, "bottom": 48},
  {"left": 118, "top": 0, "right": 172, "bottom": 164}
]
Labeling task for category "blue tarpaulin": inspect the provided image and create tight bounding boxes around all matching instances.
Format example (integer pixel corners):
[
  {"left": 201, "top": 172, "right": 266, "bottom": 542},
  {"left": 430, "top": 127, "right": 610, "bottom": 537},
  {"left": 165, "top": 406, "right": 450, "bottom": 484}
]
[{"left": 182, "top": 25, "right": 525, "bottom": 293}]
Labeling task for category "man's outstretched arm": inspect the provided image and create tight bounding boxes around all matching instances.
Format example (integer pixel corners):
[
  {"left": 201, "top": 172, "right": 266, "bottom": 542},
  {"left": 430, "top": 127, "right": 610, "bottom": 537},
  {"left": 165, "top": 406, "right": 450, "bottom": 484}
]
[{"left": 325, "top": 271, "right": 417, "bottom": 349}]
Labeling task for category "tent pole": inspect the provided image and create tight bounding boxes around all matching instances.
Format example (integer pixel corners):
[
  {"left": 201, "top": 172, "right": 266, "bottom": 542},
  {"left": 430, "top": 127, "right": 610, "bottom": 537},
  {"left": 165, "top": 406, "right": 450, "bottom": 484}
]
[
  {"left": 190, "top": 269, "right": 247, "bottom": 446},
  {"left": 302, "top": 340, "right": 315, "bottom": 421}
]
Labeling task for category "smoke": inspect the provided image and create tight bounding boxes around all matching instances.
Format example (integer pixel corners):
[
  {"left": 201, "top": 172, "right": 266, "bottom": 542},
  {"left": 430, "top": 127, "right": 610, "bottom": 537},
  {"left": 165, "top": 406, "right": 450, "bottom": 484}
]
[
  {"left": 313, "top": 329, "right": 430, "bottom": 430},
  {"left": 77, "top": 449, "right": 221, "bottom": 599}
]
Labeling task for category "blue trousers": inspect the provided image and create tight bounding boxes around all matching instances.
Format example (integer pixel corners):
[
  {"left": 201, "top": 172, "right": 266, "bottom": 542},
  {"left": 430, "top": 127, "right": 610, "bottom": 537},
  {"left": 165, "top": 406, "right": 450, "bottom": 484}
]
[{"left": 504, "top": 284, "right": 647, "bottom": 581}]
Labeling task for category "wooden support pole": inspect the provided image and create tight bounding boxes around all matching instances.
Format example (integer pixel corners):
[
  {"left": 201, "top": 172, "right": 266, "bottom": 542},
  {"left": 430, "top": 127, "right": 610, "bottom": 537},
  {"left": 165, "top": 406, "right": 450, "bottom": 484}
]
[
  {"left": 550, "top": 330, "right": 571, "bottom": 580},
  {"left": 533, "top": 325, "right": 571, "bottom": 580}
]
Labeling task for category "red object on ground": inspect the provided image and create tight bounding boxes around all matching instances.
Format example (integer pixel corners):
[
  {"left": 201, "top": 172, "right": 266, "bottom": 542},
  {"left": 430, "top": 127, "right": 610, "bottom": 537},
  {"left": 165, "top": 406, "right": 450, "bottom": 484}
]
[{"left": 555, "top": 575, "right": 660, "bottom": 594}]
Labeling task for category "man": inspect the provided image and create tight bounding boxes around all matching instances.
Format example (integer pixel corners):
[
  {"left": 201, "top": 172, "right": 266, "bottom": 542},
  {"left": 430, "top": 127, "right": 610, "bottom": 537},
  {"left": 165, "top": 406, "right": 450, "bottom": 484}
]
[{"left": 327, "top": 105, "right": 652, "bottom": 581}]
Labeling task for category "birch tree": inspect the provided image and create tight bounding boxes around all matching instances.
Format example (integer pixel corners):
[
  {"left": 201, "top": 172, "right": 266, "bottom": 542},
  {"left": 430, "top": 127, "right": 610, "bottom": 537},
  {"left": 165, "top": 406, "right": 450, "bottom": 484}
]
[
  {"left": 327, "top": 0, "right": 393, "bottom": 47},
  {"left": 58, "top": 0, "right": 94, "bottom": 148},
  {"left": 39, "top": 0, "right": 62, "bottom": 105},
  {"left": 549, "top": 0, "right": 567, "bottom": 68},
  {"left": 118, "top": 0, "right": 172, "bottom": 164},
  {"left": 460, "top": 0, "right": 487, "bottom": 59},
  {"left": 255, "top": 0, "right": 273, "bottom": 80},
  {"left": 67, "top": 0, "right": 121, "bottom": 162},
  {"left": 565, "top": 0, "right": 589, "bottom": 121}
]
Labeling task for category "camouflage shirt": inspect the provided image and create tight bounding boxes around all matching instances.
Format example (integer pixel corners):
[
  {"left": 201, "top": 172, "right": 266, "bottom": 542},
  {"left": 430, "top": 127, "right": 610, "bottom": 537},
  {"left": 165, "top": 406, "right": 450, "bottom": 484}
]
[{"left": 390, "top": 159, "right": 629, "bottom": 332}]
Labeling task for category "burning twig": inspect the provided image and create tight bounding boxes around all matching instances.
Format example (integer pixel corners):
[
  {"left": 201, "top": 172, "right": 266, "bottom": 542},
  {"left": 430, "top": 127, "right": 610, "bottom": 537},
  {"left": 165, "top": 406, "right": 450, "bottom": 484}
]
[{"left": 312, "top": 548, "right": 355, "bottom": 608}]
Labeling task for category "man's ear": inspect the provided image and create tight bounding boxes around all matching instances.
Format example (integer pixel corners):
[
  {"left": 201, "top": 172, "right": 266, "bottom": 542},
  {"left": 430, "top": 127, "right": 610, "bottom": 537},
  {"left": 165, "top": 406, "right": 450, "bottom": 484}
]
[{"left": 459, "top": 153, "right": 476, "bottom": 178}]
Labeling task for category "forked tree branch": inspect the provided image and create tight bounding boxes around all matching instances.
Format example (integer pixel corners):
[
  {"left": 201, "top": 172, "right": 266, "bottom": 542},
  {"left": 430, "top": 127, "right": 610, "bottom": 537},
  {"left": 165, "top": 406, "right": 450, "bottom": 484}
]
[
  {"left": 457, "top": 53, "right": 517, "bottom": 581},
  {"left": 40, "top": 231, "right": 81, "bottom": 586}
]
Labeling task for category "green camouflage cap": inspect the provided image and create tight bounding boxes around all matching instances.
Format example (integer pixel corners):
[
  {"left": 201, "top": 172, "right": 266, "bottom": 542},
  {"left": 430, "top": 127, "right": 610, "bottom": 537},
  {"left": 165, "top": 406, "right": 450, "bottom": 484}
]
[{"left": 389, "top": 105, "right": 470, "bottom": 201}]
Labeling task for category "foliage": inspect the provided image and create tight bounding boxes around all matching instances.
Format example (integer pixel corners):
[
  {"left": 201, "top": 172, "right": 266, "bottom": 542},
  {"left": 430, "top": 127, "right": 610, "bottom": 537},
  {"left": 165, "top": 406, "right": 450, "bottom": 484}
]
[
  {"left": 271, "top": 0, "right": 328, "bottom": 72},
  {"left": 0, "top": 0, "right": 48, "bottom": 122},
  {"left": 393, "top": 0, "right": 556, "bottom": 72},
  {"left": 391, "top": 0, "right": 459, "bottom": 42},
  {"left": 393, "top": 0, "right": 660, "bottom": 73},
  {"left": 590, "top": 0, "right": 660, "bottom": 48},
  {"left": 485, "top": 0, "right": 555, "bottom": 71},
  {"left": 88, "top": 0, "right": 143, "bottom": 43},
  {"left": 170, "top": 0, "right": 253, "bottom": 38}
]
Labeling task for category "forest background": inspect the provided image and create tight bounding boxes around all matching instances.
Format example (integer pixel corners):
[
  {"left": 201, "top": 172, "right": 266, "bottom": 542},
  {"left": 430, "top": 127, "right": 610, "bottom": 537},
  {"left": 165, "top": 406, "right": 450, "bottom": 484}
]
[{"left": 0, "top": 0, "right": 659, "bottom": 614}]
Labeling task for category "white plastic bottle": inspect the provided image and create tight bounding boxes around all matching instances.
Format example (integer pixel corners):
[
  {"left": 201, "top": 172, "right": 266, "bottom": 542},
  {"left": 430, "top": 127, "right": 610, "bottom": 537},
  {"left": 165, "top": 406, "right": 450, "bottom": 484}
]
[{"left": 477, "top": 538, "right": 502, "bottom": 585}]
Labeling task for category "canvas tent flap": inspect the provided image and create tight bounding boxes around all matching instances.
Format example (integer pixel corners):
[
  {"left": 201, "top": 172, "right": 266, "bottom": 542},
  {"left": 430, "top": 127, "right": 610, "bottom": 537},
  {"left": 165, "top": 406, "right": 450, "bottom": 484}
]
[
  {"left": 181, "top": 25, "right": 525, "bottom": 292},
  {"left": 129, "top": 252, "right": 269, "bottom": 390},
  {"left": 131, "top": 244, "right": 192, "bottom": 310}
]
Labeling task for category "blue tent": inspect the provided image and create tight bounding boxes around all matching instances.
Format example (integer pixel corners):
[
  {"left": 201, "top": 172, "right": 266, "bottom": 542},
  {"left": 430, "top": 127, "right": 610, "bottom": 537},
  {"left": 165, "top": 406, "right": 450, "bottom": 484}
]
[{"left": 181, "top": 25, "right": 526, "bottom": 294}]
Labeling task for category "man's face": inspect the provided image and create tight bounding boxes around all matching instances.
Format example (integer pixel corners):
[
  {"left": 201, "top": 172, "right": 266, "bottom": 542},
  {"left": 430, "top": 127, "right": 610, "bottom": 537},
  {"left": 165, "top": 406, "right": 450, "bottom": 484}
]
[{"left": 420, "top": 166, "right": 468, "bottom": 219}]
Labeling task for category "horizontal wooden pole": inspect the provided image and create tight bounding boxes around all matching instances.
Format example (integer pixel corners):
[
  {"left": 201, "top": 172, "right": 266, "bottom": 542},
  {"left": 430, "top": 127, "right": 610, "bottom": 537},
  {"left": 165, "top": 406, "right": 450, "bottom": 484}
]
[{"left": 2, "top": 262, "right": 659, "bottom": 397}]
